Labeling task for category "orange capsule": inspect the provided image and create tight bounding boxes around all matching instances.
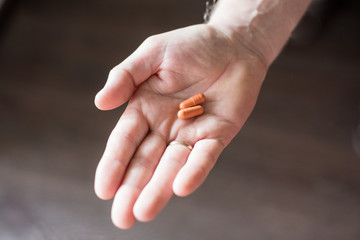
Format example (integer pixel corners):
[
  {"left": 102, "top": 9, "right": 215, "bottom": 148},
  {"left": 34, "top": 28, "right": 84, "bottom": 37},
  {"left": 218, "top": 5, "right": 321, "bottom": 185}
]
[
  {"left": 179, "top": 93, "right": 206, "bottom": 110},
  {"left": 177, "top": 105, "right": 204, "bottom": 120}
]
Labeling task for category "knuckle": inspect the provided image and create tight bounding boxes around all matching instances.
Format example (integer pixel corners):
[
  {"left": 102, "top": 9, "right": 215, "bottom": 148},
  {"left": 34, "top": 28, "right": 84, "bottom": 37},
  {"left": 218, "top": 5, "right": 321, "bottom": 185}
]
[
  {"left": 142, "top": 35, "right": 160, "bottom": 48},
  {"left": 109, "top": 65, "right": 121, "bottom": 77}
]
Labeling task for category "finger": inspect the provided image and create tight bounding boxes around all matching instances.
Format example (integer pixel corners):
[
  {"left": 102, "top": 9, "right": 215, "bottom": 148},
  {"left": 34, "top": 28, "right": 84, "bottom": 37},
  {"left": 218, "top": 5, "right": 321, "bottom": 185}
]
[
  {"left": 133, "top": 141, "right": 192, "bottom": 222},
  {"left": 95, "top": 36, "right": 165, "bottom": 110},
  {"left": 94, "top": 108, "right": 148, "bottom": 200},
  {"left": 111, "top": 132, "right": 166, "bottom": 229},
  {"left": 172, "top": 139, "right": 224, "bottom": 197}
]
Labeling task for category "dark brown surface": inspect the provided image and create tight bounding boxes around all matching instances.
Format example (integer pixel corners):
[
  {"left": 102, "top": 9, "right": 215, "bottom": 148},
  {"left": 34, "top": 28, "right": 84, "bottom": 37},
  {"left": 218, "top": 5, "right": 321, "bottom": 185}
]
[{"left": 0, "top": 0, "right": 360, "bottom": 239}]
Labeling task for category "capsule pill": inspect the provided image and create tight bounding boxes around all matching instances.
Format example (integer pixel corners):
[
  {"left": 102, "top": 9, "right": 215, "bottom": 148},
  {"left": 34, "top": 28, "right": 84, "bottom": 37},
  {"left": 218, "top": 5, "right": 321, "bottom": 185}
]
[
  {"left": 179, "top": 93, "right": 206, "bottom": 110},
  {"left": 177, "top": 105, "right": 204, "bottom": 120}
]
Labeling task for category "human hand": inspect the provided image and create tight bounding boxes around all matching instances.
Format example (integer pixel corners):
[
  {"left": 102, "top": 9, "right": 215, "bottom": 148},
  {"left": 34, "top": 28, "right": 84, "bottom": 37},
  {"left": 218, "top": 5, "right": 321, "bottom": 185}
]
[{"left": 94, "top": 24, "right": 267, "bottom": 229}]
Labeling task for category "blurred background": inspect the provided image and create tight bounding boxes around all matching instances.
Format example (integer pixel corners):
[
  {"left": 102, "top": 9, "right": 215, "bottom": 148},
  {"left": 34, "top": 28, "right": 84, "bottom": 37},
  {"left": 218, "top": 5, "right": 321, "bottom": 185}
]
[{"left": 0, "top": 0, "right": 359, "bottom": 239}]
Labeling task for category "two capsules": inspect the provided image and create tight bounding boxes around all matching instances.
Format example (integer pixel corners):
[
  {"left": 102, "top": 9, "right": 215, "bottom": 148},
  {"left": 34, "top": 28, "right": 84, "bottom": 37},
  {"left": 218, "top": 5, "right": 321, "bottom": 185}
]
[{"left": 177, "top": 93, "right": 206, "bottom": 120}]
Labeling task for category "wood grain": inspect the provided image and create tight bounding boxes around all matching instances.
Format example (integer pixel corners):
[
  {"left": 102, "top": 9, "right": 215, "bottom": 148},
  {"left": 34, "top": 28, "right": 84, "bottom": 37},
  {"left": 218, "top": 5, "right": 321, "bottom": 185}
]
[{"left": 0, "top": 0, "right": 359, "bottom": 239}]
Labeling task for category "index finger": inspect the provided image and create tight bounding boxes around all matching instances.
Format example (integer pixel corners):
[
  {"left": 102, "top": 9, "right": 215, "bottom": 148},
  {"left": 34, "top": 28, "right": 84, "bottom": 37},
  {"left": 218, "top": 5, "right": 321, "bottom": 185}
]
[{"left": 94, "top": 108, "right": 149, "bottom": 200}]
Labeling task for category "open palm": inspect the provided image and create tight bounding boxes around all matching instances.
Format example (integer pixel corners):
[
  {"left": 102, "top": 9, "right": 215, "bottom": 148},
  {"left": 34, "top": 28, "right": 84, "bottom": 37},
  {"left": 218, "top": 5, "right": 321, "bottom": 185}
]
[{"left": 94, "top": 24, "right": 267, "bottom": 229}]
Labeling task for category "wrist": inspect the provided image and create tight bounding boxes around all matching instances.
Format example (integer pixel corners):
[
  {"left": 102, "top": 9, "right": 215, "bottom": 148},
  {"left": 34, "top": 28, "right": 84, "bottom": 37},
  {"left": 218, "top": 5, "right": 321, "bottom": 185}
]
[
  {"left": 208, "top": 20, "right": 273, "bottom": 68},
  {"left": 207, "top": 0, "right": 311, "bottom": 67}
]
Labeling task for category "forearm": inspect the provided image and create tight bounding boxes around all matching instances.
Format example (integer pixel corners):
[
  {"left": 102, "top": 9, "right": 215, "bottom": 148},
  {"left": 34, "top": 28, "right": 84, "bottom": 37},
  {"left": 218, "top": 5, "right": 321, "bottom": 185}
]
[{"left": 208, "top": 0, "right": 312, "bottom": 67}]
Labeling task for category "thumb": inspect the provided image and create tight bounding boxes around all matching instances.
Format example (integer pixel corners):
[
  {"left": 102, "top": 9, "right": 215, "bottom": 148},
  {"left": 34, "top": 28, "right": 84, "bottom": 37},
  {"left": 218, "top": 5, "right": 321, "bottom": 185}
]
[{"left": 95, "top": 36, "right": 164, "bottom": 110}]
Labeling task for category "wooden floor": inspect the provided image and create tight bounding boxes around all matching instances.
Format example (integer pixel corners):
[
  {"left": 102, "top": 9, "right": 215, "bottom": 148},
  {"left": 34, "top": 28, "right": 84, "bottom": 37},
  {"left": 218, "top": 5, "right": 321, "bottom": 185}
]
[{"left": 0, "top": 0, "right": 359, "bottom": 239}]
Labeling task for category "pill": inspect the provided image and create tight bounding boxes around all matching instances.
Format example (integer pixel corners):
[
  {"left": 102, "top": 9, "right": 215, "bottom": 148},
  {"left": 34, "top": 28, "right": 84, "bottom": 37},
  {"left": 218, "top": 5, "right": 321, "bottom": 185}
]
[
  {"left": 179, "top": 93, "right": 206, "bottom": 110},
  {"left": 177, "top": 105, "right": 204, "bottom": 120}
]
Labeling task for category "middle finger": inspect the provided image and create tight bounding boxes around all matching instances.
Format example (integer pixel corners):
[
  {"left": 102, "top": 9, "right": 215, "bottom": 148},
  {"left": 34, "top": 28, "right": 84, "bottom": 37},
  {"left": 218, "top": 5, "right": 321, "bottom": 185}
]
[
  {"left": 111, "top": 132, "right": 166, "bottom": 229},
  {"left": 133, "top": 139, "right": 193, "bottom": 222}
]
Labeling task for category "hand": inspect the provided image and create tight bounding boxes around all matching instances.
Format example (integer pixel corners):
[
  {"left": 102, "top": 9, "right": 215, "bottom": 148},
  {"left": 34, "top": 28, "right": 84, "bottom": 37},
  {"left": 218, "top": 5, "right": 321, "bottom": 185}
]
[{"left": 94, "top": 24, "right": 267, "bottom": 229}]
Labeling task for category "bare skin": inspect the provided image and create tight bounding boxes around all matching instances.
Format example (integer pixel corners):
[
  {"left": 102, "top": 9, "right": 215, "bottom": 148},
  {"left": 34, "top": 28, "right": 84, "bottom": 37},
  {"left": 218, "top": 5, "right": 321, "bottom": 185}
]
[
  {"left": 94, "top": 24, "right": 265, "bottom": 228},
  {"left": 94, "top": 0, "right": 311, "bottom": 229}
]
